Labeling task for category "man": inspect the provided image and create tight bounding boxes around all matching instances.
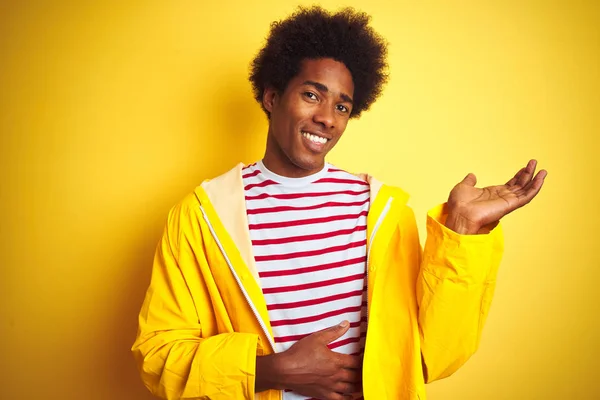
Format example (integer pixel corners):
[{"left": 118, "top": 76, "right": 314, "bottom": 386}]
[{"left": 132, "top": 6, "right": 546, "bottom": 400}]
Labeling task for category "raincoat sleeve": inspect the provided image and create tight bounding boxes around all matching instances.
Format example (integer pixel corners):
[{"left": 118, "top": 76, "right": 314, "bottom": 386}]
[
  {"left": 416, "top": 203, "right": 504, "bottom": 383},
  {"left": 131, "top": 202, "right": 259, "bottom": 400}
]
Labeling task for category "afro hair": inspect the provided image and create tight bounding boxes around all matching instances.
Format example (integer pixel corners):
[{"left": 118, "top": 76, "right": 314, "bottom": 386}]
[{"left": 249, "top": 6, "right": 389, "bottom": 118}]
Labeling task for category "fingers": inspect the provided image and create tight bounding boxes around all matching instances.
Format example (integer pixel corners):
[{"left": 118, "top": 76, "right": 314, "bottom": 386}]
[
  {"left": 337, "top": 354, "right": 363, "bottom": 370},
  {"left": 339, "top": 367, "right": 362, "bottom": 383},
  {"left": 532, "top": 169, "right": 547, "bottom": 190},
  {"left": 517, "top": 169, "right": 547, "bottom": 205},
  {"left": 326, "top": 393, "right": 354, "bottom": 400},
  {"left": 505, "top": 167, "right": 524, "bottom": 187},
  {"left": 331, "top": 368, "right": 362, "bottom": 396},
  {"left": 332, "top": 380, "right": 362, "bottom": 395},
  {"left": 516, "top": 159, "right": 537, "bottom": 187},
  {"left": 460, "top": 173, "right": 477, "bottom": 187},
  {"left": 315, "top": 320, "right": 350, "bottom": 344},
  {"left": 507, "top": 160, "right": 545, "bottom": 191}
]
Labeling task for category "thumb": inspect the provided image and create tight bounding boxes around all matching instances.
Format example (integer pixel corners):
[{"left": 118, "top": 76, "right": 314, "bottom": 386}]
[
  {"left": 460, "top": 173, "right": 477, "bottom": 187},
  {"left": 315, "top": 320, "right": 350, "bottom": 344}
]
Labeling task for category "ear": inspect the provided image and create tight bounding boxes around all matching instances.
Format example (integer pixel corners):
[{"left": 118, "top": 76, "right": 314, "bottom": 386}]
[{"left": 262, "top": 86, "right": 278, "bottom": 114}]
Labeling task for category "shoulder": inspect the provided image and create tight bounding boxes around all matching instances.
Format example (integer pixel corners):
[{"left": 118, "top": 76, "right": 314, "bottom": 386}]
[
  {"left": 167, "top": 163, "right": 244, "bottom": 223},
  {"left": 163, "top": 192, "right": 201, "bottom": 234}
]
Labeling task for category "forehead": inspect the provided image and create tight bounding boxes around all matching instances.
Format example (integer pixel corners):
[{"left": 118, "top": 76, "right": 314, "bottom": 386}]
[{"left": 293, "top": 58, "right": 354, "bottom": 97}]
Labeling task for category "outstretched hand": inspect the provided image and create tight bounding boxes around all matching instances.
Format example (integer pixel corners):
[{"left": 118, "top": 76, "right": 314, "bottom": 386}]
[{"left": 445, "top": 159, "right": 547, "bottom": 234}]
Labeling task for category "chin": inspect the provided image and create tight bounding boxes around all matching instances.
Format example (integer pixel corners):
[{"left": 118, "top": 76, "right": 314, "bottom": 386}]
[{"left": 291, "top": 155, "right": 325, "bottom": 172}]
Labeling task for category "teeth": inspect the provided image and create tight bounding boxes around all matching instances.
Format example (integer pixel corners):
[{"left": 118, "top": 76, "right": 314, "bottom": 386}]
[{"left": 302, "top": 131, "right": 327, "bottom": 144}]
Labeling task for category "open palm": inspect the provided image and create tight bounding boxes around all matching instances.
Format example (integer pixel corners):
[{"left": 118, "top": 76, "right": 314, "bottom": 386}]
[{"left": 448, "top": 160, "right": 547, "bottom": 230}]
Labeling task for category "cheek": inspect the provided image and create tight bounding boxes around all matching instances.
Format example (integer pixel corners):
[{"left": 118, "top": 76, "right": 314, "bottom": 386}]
[
  {"left": 336, "top": 120, "right": 349, "bottom": 137},
  {"left": 289, "top": 100, "right": 313, "bottom": 122}
]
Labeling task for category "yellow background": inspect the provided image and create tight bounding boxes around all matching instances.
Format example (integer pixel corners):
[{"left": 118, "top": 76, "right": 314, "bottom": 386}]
[{"left": 1, "top": 1, "right": 598, "bottom": 399}]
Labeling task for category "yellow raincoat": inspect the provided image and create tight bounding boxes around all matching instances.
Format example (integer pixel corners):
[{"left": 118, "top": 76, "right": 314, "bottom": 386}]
[{"left": 132, "top": 164, "right": 503, "bottom": 399}]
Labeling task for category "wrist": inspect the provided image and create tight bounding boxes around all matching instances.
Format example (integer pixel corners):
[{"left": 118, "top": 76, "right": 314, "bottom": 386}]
[
  {"left": 445, "top": 208, "right": 481, "bottom": 235},
  {"left": 255, "top": 353, "right": 286, "bottom": 392}
]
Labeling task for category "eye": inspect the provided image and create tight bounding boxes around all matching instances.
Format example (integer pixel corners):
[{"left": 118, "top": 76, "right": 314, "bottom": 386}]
[
  {"left": 336, "top": 104, "right": 350, "bottom": 114},
  {"left": 303, "top": 91, "right": 318, "bottom": 101}
]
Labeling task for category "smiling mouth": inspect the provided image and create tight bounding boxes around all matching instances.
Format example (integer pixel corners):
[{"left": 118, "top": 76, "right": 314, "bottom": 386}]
[{"left": 301, "top": 131, "right": 329, "bottom": 144}]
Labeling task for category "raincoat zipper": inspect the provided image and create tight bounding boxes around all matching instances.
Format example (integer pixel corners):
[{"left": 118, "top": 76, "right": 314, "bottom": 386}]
[
  {"left": 365, "top": 197, "right": 393, "bottom": 321},
  {"left": 199, "top": 205, "right": 276, "bottom": 352}
]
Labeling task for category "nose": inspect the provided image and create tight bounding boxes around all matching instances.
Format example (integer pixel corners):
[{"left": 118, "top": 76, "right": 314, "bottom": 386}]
[{"left": 313, "top": 103, "right": 335, "bottom": 130}]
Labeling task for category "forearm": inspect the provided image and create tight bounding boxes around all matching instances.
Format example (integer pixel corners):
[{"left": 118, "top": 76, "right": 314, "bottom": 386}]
[
  {"left": 418, "top": 205, "right": 504, "bottom": 382},
  {"left": 418, "top": 270, "right": 488, "bottom": 381},
  {"left": 134, "top": 331, "right": 260, "bottom": 399}
]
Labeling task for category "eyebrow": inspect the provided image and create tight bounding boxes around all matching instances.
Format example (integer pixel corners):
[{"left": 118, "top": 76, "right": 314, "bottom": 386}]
[{"left": 303, "top": 80, "right": 354, "bottom": 104}]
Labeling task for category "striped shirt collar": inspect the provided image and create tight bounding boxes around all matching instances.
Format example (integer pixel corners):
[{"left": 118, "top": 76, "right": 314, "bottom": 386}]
[{"left": 257, "top": 160, "right": 330, "bottom": 187}]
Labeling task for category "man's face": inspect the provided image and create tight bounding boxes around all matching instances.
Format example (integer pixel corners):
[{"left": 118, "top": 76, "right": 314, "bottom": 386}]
[{"left": 262, "top": 58, "right": 354, "bottom": 178}]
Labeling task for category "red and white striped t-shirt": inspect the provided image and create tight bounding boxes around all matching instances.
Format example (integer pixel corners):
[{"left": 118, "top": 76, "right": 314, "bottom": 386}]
[{"left": 243, "top": 161, "right": 369, "bottom": 399}]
